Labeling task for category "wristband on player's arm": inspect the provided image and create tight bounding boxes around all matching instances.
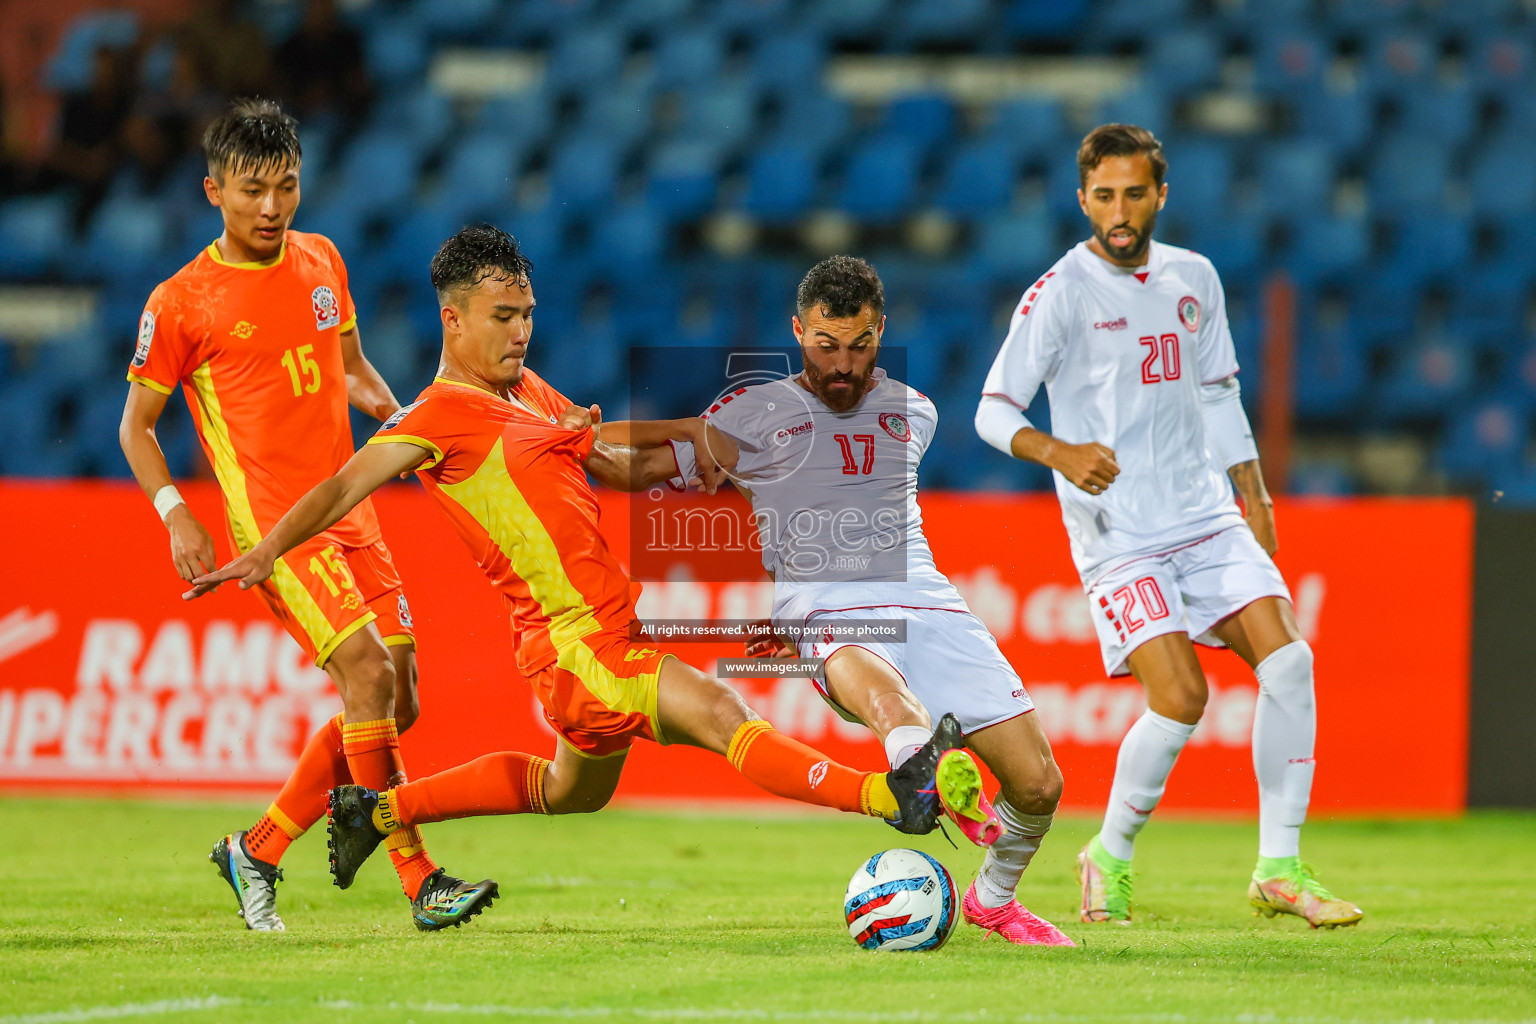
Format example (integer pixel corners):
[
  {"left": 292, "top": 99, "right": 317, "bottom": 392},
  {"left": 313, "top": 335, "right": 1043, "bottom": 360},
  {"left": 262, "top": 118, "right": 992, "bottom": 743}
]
[
  {"left": 974, "top": 393, "right": 1033, "bottom": 457},
  {"left": 1199, "top": 377, "right": 1260, "bottom": 470},
  {"left": 153, "top": 484, "right": 186, "bottom": 521}
]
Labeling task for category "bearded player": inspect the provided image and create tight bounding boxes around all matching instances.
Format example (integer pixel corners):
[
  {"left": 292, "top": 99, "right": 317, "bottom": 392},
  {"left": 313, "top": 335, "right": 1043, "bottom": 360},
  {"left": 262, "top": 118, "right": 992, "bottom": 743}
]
[
  {"left": 185, "top": 226, "right": 970, "bottom": 903},
  {"left": 119, "top": 99, "right": 492, "bottom": 931},
  {"left": 653, "top": 256, "right": 1072, "bottom": 946},
  {"left": 975, "top": 125, "right": 1362, "bottom": 929}
]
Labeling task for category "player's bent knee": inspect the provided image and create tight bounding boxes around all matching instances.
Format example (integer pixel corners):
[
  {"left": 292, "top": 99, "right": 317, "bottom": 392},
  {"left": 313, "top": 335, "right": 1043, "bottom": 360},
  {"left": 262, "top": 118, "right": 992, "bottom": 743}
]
[
  {"left": 1256, "top": 640, "right": 1314, "bottom": 703},
  {"left": 1002, "top": 769, "right": 1063, "bottom": 816}
]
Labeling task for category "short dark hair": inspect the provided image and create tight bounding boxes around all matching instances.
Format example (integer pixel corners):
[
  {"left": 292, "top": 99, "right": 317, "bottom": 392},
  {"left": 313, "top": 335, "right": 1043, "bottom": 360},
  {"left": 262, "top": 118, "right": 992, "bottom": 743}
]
[
  {"left": 1077, "top": 123, "right": 1167, "bottom": 188},
  {"left": 796, "top": 255, "right": 884, "bottom": 318},
  {"left": 202, "top": 97, "right": 301, "bottom": 181},
  {"left": 430, "top": 224, "right": 534, "bottom": 305}
]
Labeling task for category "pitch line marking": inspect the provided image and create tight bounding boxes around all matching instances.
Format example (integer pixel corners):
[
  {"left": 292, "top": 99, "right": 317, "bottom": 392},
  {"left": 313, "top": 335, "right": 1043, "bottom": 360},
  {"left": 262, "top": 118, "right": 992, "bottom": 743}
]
[{"left": 3, "top": 1000, "right": 1532, "bottom": 1024}]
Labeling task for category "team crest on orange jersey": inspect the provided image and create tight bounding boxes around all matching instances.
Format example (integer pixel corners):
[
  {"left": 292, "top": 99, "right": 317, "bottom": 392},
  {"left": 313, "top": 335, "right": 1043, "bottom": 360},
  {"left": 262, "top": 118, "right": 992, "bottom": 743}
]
[
  {"left": 132, "top": 311, "right": 155, "bottom": 368},
  {"left": 311, "top": 285, "right": 340, "bottom": 330}
]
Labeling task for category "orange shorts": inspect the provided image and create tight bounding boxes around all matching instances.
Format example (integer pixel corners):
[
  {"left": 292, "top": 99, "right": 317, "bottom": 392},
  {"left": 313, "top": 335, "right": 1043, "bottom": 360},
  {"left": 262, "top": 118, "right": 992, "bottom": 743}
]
[
  {"left": 254, "top": 535, "right": 416, "bottom": 667},
  {"left": 530, "top": 631, "right": 673, "bottom": 758}
]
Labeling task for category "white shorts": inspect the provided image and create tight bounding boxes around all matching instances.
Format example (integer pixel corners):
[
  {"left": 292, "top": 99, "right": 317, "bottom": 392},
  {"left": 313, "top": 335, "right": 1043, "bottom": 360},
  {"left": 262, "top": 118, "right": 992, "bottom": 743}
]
[
  {"left": 798, "top": 606, "right": 1035, "bottom": 736},
  {"left": 1086, "top": 525, "right": 1292, "bottom": 677}
]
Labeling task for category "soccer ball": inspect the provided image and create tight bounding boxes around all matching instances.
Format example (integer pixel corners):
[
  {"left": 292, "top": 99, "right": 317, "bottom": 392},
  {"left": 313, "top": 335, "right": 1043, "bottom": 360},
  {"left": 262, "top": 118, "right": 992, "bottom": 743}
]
[{"left": 843, "top": 848, "right": 958, "bottom": 952}]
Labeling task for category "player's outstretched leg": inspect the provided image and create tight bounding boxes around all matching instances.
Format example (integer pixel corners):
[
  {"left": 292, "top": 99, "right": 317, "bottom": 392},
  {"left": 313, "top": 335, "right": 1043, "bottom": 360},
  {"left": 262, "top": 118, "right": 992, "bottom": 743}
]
[
  {"left": 209, "top": 832, "right": 285, "bottom": 932},
  {"left": 935, "top": 748, "right": 1002, "bottom": 847},
  {"left": 207, "top": 712, "right": 349, "bottom": 930},
  {"left": 326, "top": 784, "right": 500, "bottom": 931},
  {"left": 1249, "top": 861, "right": 1363, "bottom": 929},
  {"left": 960, "top": 712, "right": 1073, "bottom": 945}
]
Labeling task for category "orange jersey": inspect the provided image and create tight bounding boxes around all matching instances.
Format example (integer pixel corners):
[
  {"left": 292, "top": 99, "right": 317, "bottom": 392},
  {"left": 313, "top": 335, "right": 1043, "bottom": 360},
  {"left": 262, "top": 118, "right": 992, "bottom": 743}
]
[
  {"left": 128, "top": 230, "right": 380, "bottom": 551},
  {"left": 366, "top": 373, "right": 636, "bottom": 675}
]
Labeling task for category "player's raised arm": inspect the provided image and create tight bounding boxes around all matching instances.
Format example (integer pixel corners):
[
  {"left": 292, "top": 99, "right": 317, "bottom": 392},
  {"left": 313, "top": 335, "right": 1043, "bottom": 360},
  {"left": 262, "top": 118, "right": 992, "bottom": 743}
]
[
  {"left": 184, "top": 439, "right": 430, "bottom": 598},
  {"left": 120, "top": 381, "right": 219, "bottom": 581},
  {"left": 340, "top": 323, "right": 404, "bottom": 422},
  {"left": 600, "top": 416, "right": 734, "bottom": 493}
]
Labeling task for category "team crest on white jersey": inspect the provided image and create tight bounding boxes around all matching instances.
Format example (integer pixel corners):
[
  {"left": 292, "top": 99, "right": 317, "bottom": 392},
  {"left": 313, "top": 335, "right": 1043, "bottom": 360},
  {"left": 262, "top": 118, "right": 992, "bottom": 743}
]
[
  {"left": 132, "top": 311, "right": 155, "bottom": 368},
  {"left": 879, "top": 412, "right": 912, "bottom": 442},
  {"left": 311, "top": 285, "right": 341, "bottom": 330},
  {"left": 1178, "top": 295, "right": 1201, "bottom": 332}
]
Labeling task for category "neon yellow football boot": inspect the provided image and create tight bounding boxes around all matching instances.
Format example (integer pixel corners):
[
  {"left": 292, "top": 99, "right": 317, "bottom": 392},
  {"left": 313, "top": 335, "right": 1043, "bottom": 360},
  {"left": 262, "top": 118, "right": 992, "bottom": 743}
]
[
  {"left": 1249, "top": 857, "right": 1363, "bottom": 929},
  {"left": 1075, "top": 836, "right": 1133, "bottom": 924}
]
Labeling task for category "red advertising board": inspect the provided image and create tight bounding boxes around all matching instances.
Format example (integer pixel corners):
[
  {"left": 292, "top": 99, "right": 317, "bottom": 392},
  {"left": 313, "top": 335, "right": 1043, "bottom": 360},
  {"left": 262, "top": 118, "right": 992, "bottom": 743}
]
[{"left": 0, "top": 481, "right": 1471, "bottom": 812}]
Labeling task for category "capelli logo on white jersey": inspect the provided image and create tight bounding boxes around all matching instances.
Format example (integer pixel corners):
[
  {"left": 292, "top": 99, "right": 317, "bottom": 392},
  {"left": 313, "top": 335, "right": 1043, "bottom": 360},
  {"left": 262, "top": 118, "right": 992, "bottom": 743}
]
[
  {"left": 1093, "top": 317, "right": 1128, "bottom": 331},
  {"left": 775, "top": 421, "right": 814, "bottom": 441},
  {"left": 807, "top": 760, "right": 830, "bottom": 789}
]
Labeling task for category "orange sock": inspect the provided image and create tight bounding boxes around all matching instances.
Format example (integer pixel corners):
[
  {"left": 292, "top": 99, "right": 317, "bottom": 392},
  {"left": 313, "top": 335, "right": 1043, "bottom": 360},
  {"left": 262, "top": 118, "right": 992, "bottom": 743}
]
[
  {"left": 341, "top": 718, "right": 438, "bottom": 898},
  {"left": 726, "top": 720, "right": 893, "bottom": 818},
  {"left": 389, "top": 751, "right": 552, "bottom": 825},
  {"left": 245, "top": 713, "right": 348, "bottom": 865}
]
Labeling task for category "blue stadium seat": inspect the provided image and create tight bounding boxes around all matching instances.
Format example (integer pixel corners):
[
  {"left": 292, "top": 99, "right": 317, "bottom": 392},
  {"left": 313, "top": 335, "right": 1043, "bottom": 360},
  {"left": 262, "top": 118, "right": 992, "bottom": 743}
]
[
  {"left": 1287, "top": 462, "right": 1358, "bottom": 496},
  {"left": 1295, "top": 314, "right": 1369, "bottom": 418},
  {"left": 1360, "top": 29, "right": 1436, "bottom": 95},
  {"left": 652, "top": 26, "right": 726, "bottom": 90},
  {"left": 1377, "top": 216, "right": 1472, "bottom": 290},
  {"left": 877, "top": 94, "right": 958, "bottom": 153},
  {"left": 975, "top": 211, "right": 1057, "bottom": 278},
  {"left": 894, "top": 0, "right": 991, "bottom": 47},
  {"left": 545, "top": 26, "right": 629, "bottom": 92},
  {"left": 1394, "top": 82, "right": 1478, "bottom": 149},
  {"left": 1328, "top": 0, "right": 1417, "bottom": 31},
  {"left": 573, "top": 78, "right": 656, "bottom": 150},
  {"left": 749, "top": 31, "right": 827, "bottom": 95},
  {"left": 1451, "top": 269, "right": 1532, "bottom": 356},
  {"left": 505, "top": 202, "right": 569, "bottom": 264},
  {"left": 1252, "top": 30, "right": 1328, "bottom": 95},
  {"left": 1367, "top": 133, "right": 1451, "bottom": 210},
  {"left": 384, "top": 206, "right": 464, "bottom": 280},
  {"left": 1093, "top": 86, "right": 1172, "bottom": 139},
  {"left": 471, "top": 91, "right": 554, "bottom": 150},
  {"left": 1146, "top": 29, "right": 1224, "bottom": 95},
  {"left": 1002, "top": 0, "right": 1089, "bottom": 42},
  {"left": 646, "top": 140, "right": 721, "bottom": 218},
  {"left": 1374, "top": 341, "right": 1471, "bottom": 422},
  {"left": 1469, "top": 137, "right": 1536, "bottom": 216},
  {"left": 1294, "top": 85, "right": 1373, "bottom": 155},
  {"left": 45, "top": 9, "right": 140, "bottom": 90},
  {"left": 1257, "top": 139, "right": 1335, "bottom": 219},
  {"left": 1438, "top": 401, "right": 1529, "bottom": 481},
  {"left": 363, "top": 17, "right": 429, "bottom": 88},
  {"left": 608, "top": 0, "right": 695, "bottom": 33},
  {"left": 1287, "top": 215, "right": 1369, "bottom": 282},
  {"left": 836, "top": 136, "right": 920, "bottom": 224},
  {"left": 332, "top": 131, "right": 423, "bottom": 218},
  {"left": 1466, "top": 33, "right": 1532, "bottom": 95},
  {"left": 804, "top": 0, "right": 890, "bottom": 37},
  {"left": 503, "top": 0, "right": 599, "bottom": 36},
  {"left": 740, "top": 142, "right": 820, "bottom": 222},
  {"left": 413, "top": 0, "right": 500, "bottom": 39},
  {"left": 1185, "top": 215, "right": 1265, "bottom": 279},
  {"left": 772, "top": 92, "right": 854, "bottom": 156},
  {"left": 439, "top": 134, "right": 521, "bottom": 220},
  {"left": 1218, "top": 0, "right": 1312, "bottom": 28},
  {"left": 1163, "top": 139, "right": 1234, "bottom": 223},
  {"left": 679, "top": 83, "right": 759, "bottom": 149},
  {"left": 0, "top": 196, "right": 71, "bottom": 277},
  {"left": 933, "top": 140, "right": 1020, "bottom": 217},
  {"left": 712, "top": 0, "right": 794, "bottom": 33},
  {"left": 546, "top": 134, "right": 625, "bottom": 211},
  {"left": 365, "top": 89, "right": 454, "bottom": 156},
  {"left": 1092, "top": 0, "right": 1189, "bottom": 42},
  {"left": 80, "top": 198, "right": 170, "bottom": 275},
  {"left": 984, "top": 97, "right": 1069, "bottom": 163}
]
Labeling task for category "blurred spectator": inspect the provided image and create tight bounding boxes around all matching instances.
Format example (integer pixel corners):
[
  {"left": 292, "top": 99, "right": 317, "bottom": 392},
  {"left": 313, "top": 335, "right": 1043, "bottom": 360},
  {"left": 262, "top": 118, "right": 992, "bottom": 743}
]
[
  {"left": 121, "top": 36, "right": 222, "bottom": 194},
  {"left": 180, "top": 0, "right": 273, "bottom": 98},
  {"left": 44, "top": 46, "right": 133, "bottom": 221},
  {"left": 273, "top": 0, "right": 372, "bottom": 122}
]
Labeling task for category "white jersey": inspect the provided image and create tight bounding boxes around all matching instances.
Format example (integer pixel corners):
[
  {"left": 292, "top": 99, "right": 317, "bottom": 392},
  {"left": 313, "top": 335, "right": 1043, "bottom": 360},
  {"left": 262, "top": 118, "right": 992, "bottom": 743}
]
[
  {"left": 671, "top": 368, "right": 971, "bottom": 627},
  {"left": 981, "top": 240, "right": 1246, "bottom": 582}
]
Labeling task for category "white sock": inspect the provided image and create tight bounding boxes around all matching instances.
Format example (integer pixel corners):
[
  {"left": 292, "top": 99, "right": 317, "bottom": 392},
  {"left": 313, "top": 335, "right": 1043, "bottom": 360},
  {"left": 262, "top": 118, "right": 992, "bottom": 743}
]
[
  {"left": 883, "top": 725, "right": 931, "bottom": 769},
  {"left": 1098, "top": 710, "right": 1197, "bottom": 862},
  {"left": 974, "top": 798, "right": 1053, "bottom": 908},
  {"left": 1253, "top": 641, "right": 1316, "bottom": 859}
]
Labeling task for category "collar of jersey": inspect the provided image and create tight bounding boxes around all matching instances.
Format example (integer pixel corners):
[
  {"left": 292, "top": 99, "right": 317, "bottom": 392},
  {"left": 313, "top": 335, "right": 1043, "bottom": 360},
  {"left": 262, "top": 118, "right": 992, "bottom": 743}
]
[
  {"left": 206, "top": 240, "right": 286, "bottom": 269},
  {"left": 432, "top": 374, "right": 544, "bottom": 416},
  {"left": 1080, "top": 238, "right": 1159, "bottom": 282}
]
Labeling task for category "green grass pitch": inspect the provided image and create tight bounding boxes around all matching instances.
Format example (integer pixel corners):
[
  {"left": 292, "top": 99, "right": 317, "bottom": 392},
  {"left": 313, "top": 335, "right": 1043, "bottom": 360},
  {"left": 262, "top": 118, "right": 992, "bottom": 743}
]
[{"left": 0, "top": 798, "right": 1531, "bottom": 1024}]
